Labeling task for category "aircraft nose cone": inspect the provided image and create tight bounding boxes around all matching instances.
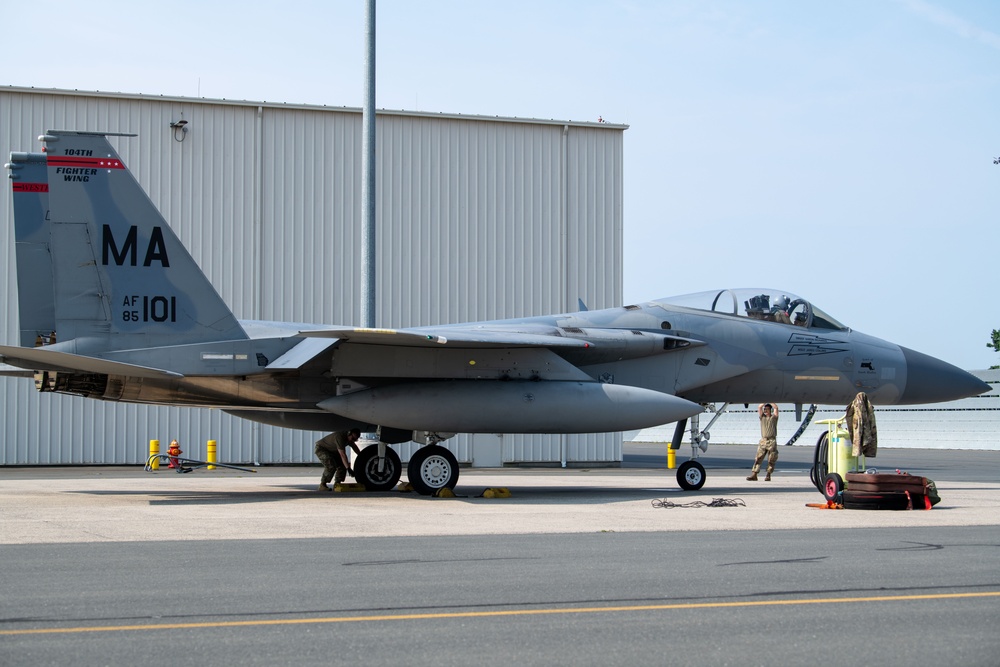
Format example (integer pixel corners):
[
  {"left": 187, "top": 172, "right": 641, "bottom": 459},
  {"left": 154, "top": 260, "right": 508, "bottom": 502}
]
[{"left": 899, "top": 346, "right": 991, "bottom": 404}]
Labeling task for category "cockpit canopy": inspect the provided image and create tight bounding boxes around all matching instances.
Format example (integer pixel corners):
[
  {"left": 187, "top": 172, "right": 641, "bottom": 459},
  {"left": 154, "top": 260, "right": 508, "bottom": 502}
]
[{"left": 657, "top": 289, "right": 848, "bottom": 331}]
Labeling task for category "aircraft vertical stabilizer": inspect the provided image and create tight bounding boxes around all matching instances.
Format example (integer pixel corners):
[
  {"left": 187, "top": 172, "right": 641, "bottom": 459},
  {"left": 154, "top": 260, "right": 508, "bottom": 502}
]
[
  {"left": 8, "top": 152, "right": 56, "bottom": 347},
  {"left": 38, "top": 131, "right": 247, "bottom": 349}
]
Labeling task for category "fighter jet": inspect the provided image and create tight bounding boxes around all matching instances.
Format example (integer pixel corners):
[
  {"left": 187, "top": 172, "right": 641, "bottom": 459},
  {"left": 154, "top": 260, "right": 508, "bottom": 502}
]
[{"left": 3, "top": 131, "right": 989, "bottom": 494}]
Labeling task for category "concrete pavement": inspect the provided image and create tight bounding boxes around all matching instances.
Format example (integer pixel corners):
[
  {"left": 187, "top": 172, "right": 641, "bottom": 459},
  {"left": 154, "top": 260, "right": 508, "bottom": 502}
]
[{"left": 2, "top": 444, "right": 998, "bottom": 544}]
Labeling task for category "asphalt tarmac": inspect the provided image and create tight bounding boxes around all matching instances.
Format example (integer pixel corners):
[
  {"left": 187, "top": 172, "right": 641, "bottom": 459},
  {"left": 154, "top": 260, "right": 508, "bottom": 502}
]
[{"left": 2, "top": 444, "right": 999, "bottom": 666}]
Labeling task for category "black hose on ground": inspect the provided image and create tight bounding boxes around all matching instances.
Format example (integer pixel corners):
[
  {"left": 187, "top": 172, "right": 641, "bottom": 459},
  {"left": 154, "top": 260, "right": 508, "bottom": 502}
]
[{"left": 810, "top": 431, "right": 829, "bottom": 493}]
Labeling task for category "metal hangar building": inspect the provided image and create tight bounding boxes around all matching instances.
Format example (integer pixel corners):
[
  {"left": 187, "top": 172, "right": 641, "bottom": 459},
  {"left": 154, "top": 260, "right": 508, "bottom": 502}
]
[{"left": 0, "top": 86, "right": 627, "bottom": 467}]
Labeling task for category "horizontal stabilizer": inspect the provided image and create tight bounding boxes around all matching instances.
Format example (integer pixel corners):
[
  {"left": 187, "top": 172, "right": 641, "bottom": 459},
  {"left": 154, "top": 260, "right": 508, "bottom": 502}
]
[
  {"left": 0, "top": 362, "right": 35, "bottom": 378},
  {"left": 264, "top": 338, "right": 337, "bottom": 370},
  {"left": 0, "top": 345, "right": 183, "bottom": 379}
]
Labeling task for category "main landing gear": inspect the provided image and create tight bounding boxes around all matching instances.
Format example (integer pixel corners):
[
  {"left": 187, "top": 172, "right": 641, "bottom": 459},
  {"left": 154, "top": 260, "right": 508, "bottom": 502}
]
[
  {"left": 354, "top": 443, "right": 402, "bottom": 491},
  {"left": 407, "top": 444, "right": 460, "bottom": 496},
  {"left": 352, "top": 434, "right": 460, "bottom": 496}
]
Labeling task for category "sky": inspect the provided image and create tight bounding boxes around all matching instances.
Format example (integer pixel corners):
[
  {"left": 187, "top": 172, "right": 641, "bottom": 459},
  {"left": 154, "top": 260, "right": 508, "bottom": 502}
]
[{"left": 3, "top": 0, "right": 998, "bottom": 370}]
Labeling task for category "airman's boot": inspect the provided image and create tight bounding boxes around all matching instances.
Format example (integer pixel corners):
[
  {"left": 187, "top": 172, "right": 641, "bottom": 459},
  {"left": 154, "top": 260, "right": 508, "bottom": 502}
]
[
  {"left": 764, "top": 472, "right": 772, "bottom": 481},
  {"left": 746, "top": 472, "right": 758, "bottom": 481}
]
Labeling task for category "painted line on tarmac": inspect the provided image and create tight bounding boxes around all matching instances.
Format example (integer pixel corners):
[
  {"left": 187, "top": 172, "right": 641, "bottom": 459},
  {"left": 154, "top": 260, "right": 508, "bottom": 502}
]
[{"left": 3, "top": 590, "right": 999, "bottom": 636}]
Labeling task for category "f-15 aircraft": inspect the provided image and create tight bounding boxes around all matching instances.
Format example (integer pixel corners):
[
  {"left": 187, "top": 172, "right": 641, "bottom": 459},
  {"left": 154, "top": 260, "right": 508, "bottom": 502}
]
[{"left": 3, "top": 131, "right": 989, "bottom": 494}]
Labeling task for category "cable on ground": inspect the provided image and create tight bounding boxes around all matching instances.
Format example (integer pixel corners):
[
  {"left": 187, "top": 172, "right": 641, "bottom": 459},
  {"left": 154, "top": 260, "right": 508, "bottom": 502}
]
[{"left": 651, "top": 497, "right": 746, "bottom": 509}]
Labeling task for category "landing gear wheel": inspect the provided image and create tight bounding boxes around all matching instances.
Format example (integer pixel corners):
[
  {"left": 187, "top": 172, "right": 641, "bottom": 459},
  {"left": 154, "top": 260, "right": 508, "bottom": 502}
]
[
  {"left": 677, "top": 460, "right": 706, "bottom": 491},
  {"left": 407, "top": 445, "right": 459, "bottom": 496},
  {"left": 823, "top": 472, "right": 844, "bottom": 502},
  {"left": 354, "top": 445, "right": 402, "bottom": 492}
]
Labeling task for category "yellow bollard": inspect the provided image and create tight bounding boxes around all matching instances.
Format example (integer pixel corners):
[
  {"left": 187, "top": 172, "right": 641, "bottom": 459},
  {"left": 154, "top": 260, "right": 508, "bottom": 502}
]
[
  {"left": 207, "top": 439, "right": 217, "bottom": 470},
  {"left": 149, "top": 439, "right": 160, "bottom": 470},
  {"left": 667, "top": 443, "right": 676, "bottom": 470}
]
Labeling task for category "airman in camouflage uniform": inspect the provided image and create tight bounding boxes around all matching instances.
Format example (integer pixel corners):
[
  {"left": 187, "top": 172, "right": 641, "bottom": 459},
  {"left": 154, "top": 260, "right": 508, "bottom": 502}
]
[
  {"left": 315, "top": 428, "right": 362, "bottom": 491},
  {"left": 747, "top": 403, "right": 778, "bottom": 481}
]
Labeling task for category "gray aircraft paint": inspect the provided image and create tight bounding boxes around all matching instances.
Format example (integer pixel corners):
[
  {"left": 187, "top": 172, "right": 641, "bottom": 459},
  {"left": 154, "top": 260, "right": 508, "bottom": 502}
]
[
  {"left": 1, "top": 131, "right": 990, "bottom": 491},
  {"left": 7, "top": 152, "right": 55, "bottom": 347},
  {"left": 40, "top": 131, "right": 247, "bottom": 348}
]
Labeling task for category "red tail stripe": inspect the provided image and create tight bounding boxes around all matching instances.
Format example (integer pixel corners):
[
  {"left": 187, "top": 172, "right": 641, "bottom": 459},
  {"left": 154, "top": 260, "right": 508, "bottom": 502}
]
[{"left": 47, "top": 156, "right": 125, "bottom": 169}]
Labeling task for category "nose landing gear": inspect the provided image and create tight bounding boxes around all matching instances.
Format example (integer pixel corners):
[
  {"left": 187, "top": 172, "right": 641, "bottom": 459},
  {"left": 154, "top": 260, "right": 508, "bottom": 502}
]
[
  {"left": 676, "top": 459, "right": 706, "bottom": 491},
  {"left": 672, "top": 404, "right": 728, "bottom": 491}
]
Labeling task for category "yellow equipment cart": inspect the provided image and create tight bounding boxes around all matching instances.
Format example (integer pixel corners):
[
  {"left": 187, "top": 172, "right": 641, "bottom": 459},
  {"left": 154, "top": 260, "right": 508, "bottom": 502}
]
[{"left": 810, "top": 417, "right": 865, "bottom": 501}]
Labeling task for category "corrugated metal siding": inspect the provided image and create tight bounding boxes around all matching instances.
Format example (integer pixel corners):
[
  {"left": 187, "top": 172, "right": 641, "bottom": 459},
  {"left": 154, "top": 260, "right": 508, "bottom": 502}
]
[
  {"left": 259, "top": 107, "right": 364, "bottom": 325},
  {"left": 375, "top": 115, "right": 566, "bottom": 325},
  {"left": 566, "top": 127, "right": 624, "bottom": 309},
  {"left": 1, "top": 88, "right": 624, "bottom": 466},
  {"left": 1, "top": 91, "right": 265, "bottom": 466}
]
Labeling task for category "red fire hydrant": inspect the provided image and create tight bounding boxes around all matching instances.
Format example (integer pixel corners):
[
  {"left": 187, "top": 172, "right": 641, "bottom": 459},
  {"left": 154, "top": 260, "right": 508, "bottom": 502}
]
[{"left": 167, "top": 439, "right": 183, "bottom": 469}]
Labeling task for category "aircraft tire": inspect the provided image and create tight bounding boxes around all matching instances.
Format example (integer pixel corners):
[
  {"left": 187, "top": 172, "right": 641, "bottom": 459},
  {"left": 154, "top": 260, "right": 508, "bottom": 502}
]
[
  {"left": 823, "top": 472, "right": 844, "bottom": 501},
  {"left": 677, "top": 460, "right": 706, "bottom": 491},
  {"left": 407, "top": 445, "right": 459, "bottom": 496},
  {"left": 354, "top": 445, "right": 402, "bottom": 492}
]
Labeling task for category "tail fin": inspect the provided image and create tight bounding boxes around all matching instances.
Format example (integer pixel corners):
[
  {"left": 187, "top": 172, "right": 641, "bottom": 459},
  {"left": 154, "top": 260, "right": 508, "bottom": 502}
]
[
  {"left": 7, "top": 152, "right": 56, "bottom": 347},
  {"left": 37, "top": 130, "right": 246, "bottom": 349}
]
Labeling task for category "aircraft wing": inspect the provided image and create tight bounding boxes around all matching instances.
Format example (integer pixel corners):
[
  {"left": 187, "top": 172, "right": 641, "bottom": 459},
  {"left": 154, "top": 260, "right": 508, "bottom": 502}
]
[
  {"left": 298, "top": 325, "right": 595, "bottom": 349},
  {"left": 0, "top": 345, "right": 184, "bottom": 379}
]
